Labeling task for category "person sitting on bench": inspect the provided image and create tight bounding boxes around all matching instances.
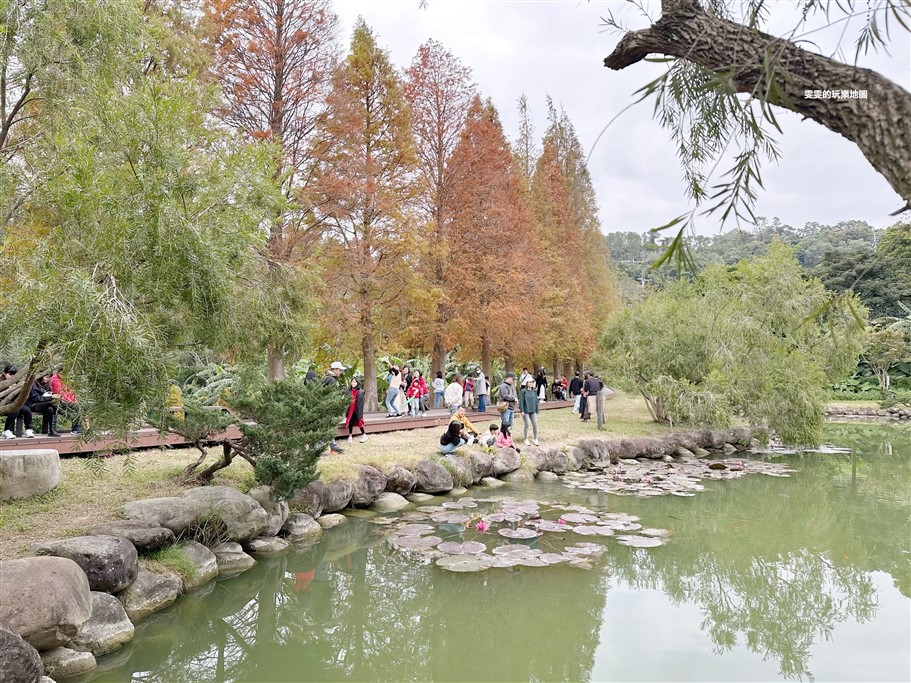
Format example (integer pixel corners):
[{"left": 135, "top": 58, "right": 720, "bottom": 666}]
[
  {"left": 27, "top": 373, "right": 61, "bottom": 437},
  {"left": 2, "top": 365, "right": 35, "bottom": 439}
]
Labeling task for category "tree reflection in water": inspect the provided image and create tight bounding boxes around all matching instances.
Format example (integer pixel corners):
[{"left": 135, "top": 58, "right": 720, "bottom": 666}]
[{"left": 90, "top": 424, "right": 908, "bottom": 682}]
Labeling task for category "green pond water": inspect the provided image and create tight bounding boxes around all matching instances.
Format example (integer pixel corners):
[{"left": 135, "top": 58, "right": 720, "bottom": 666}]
[{"left": 89, "top": 423, "right": 909, "bottom": 682}]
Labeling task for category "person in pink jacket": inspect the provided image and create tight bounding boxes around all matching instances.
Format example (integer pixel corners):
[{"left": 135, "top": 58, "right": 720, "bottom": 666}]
[
  {"left": 494, "top": 424, "right": 520, "bottom": 453},
  {"left": 405, "top": 371, "right": 428, "bottom": 417}
]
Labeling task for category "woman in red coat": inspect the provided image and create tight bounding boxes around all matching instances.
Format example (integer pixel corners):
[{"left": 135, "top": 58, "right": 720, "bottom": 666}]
[{"left": 345, "top": 378, "right": 367, "bottom": 444}]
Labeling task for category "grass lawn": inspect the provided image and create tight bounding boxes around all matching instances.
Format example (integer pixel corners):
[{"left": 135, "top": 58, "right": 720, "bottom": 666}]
[{"left": 0, "top": 392, "right": 664, "bottom": 559}]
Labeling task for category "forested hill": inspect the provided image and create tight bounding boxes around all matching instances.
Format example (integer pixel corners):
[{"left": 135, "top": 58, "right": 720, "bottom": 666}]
[{"left": 606, "top": 218, "right": 911, "bottom": 319}]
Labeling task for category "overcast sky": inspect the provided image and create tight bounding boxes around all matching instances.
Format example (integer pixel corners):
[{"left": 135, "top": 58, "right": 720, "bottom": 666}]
[{"left": 333, "top": 0, "right": 910, "bottom": 235}]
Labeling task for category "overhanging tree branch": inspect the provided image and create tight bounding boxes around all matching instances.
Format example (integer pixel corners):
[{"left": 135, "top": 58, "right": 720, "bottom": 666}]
[{"left": 604, "top": 2, "right": 911, "bottom": 210}]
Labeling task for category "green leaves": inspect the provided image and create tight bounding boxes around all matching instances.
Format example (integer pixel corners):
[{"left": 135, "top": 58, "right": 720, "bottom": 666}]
[{"left": 601, "top": 244, "right": 866, "bottom": 444}]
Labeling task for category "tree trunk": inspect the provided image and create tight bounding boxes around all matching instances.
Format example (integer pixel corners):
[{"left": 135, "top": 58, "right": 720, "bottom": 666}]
[
  {"left": 362, "top": 323, "right": 379, "bottom": 414},
  {"left": 432, "top": 334, "right": 446, "bottom": 379},
  {"left": 504, "top": 354, "right": 515, "bottom": 373},
  {"left": 562, "top": 360, "right": 573, "bottom": 381},
  {"left": 267, "top": 346, "right": 286, "bottom": 382},
  {"left": 552, "top": 356, "right": 560, "bottom": 384},
  {"left": 604, "top": 0, "right": 911, "bottom": 210},
  {"left": 481, "top": 335, "right": 492, "bottom": 380}
]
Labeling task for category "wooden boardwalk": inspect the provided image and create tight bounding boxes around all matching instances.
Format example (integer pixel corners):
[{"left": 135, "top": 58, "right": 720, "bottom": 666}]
[{"left": 0, "top": 401, "right": 573, "bottom": 456}]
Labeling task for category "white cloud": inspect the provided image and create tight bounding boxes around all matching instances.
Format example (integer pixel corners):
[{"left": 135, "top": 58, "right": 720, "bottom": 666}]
[{"left": 334, "top": 0, "right": 910, "bottom": 233}]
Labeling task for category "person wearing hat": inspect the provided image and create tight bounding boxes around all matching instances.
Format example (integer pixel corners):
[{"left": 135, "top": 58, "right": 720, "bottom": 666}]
[
  {"left": 519, "top": 376, "right": 540, "bottom": 446},
  {"left": 497, "top": 372, "right": 518, "bottom": 428},
  {"left": 322, "top": 362, "right": 346, "bottom": 452},
  {"left": 323, "top": 361, "right": 345, "bottom": 387}
]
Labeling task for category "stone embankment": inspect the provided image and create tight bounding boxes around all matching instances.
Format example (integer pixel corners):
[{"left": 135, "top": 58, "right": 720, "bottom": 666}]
[
  {"left": 826, "top": 404, "right": 911, "bottom": 420},
  {"left": 0, "top": 427, "right": 752, "bottom": 681}
]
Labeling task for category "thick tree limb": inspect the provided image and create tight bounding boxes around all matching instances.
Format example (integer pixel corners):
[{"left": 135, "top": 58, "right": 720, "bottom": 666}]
[{"left": 605, "top": 1, "right": 911, "bottom": 210}]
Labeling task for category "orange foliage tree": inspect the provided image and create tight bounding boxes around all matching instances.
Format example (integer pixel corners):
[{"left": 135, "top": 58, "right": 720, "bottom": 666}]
[
  {"left": 313, "top": 18, "right": 419, "bottom": 411},
  {"left": 446, "top": 96, "right": 542, "bottom": 377},
  {"left": 403, "top": 40, "right": 476, "bottom": 375},
  {"left": 529, "top": 141, "right": 594, "bottom": 371},
  {"left": 204, "top": 0, "right": 340, "bottom": 379}
]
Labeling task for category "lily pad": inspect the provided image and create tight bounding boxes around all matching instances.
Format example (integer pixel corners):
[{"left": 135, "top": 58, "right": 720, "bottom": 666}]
[
  {"left": 392, "top": 523, "right": 435, "bottom": 536},
  {"left": 438, "top": 541, "right": 487, "bottom": 555},
  {"left": 639, "top": 528, "right": 670, "bottom": 538},
  {"left": 430, "top": 512, "right": 470, "bottom": 524},
  {"left": 435, "top": 555, "right": 492, "bottom": 572},
  {"left": 617, "top": 534, "right": 665, "bottom": 548},
  {"left": 492, "top": 544, "right": 537, "bottom": 556},
  {"left": 572, "top": 526, "right": 600, "bottom": 536},
  {"left": 498, "top": 528, "right": 539, "bottom": 539},
  {"left": 395, "top": 535, "right": 443, "bottom": 550},
  {"left": 535, "top": 521, "right": 568, "bottom": 532},
  {"left": 561, "top": 513, "right": 600, "bottom": 524},
  {"left": 537, "top": 553, "right": 566, "bottom": 565}
]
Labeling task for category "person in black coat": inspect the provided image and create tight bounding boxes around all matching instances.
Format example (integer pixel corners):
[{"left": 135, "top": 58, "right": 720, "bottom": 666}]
[
  {"left": 344, "top": 378, "right": 367, "bottom": 444},
  {"left": 27, "top": 373, "right": 61, "bottom": 437},
  {"left": 535, "top": 368, "right": 547, "bottom": 401},
  {"left": 569, "top": 371, "right": 584, "bottom": 414}
]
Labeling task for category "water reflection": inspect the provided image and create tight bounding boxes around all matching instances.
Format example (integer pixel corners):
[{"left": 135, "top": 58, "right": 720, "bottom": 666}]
[{"left": 91, "top": 424, "right": 909, "bottom": 682}]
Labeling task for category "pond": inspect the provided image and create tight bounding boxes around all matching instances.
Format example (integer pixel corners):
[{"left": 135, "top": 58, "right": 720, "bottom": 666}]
[{"left": 89, "top": 424, "right": 909, "bottom": 682}]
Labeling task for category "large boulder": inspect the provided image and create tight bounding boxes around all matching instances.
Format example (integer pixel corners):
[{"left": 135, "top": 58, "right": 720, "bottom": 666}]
[
  {"left": 411, "top": 460, "right": 453, "bottom": 494},
  {"left": 40, "top": 647, "right": 96, "bottom": 679},
  {"left": 0, "top": 449, "right": 61, "bottom": 501},
  {"left": 536, "top": 471, "right": 559, "bottom": 482},
  {"left": 439, "top": 455, "right": 473, "bottom": 488},
  {"left": 245, "top": 537, "right": 289, "bottom": 555},
  {"left": 468, "top": 452, "right": 494, "bottom": 483},
  {"left": 576, "top": 439, "right": 621, "bottom": 464},
  {"left": 619, "top": 437, "right": 664, "bottom": 459},
  {"left": 542, "top": 449, "right": 570, "bottom": 474},
  {"left": 384, "top": 466, "right": 416, "bottom": 495},
  {"left": 88, "top": 521, "right": 175, "bottom": 554},
  {"left": 122, "top": 497, "right": 207, "bottom": 535},
  {"left": 280, "top": 513, "right": 322, "bottom": 543},
  {"left": 70, "top": 592, "right": 134, "bottom": 656},
  {"left": 502, "top": 469, "right": 534, "bottom": 483},
  {"left": 567, "top": 447, "right": 588, "bottom": 471},
  {"left": 212, "top": 542, "right": 256, "bottom": 576},
  {"left": 248, "top": 486, "right": 290, "bottom": 537},
  {"left": 289, "top": 480, "right": 326, "bottom": 517},
  {"left": 181, "top": 487, "right": 270, "bottom": 542},
  {"left": 117, "top": 567, "right": 181, "bottom": 622},
  {"left": 322, "top": 479, "right": 354, "bottom": 513},
  {"left": 0, "top": 623, "right": 42, "bottom": 683},
  {"left": 33, "top": 535, "right": 139, "bottom": 594},
  {"left": 491, "top": 448, "right": 520, "bottom": 476},
  {"left": 520, "top": 447, "right": 547, "bottom": 472},
  {"left": 0, "top": 557, "right": 92, "bottom": 649},
  {"left": 371, "top": 492, "right": 409, "bottom": 512},
  {"left": 351, "top": 466, "right": 386, "bottom": 507},
  {"left": 178, "top": 541, "right": 219, "bottom": 591},
  {"left": 317, "top": 513, "right": 347, "bottom": 529}
]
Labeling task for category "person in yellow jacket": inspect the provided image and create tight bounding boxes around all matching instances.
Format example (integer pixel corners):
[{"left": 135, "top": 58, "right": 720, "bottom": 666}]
[{"left": 451, "top": 406, "right": 480, "bottom": 444}]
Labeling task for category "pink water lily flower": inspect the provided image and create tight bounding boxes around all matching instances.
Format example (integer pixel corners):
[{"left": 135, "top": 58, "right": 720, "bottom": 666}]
[
  {"left": 475, "top": 520, "right": 490, "bottom": 533},
  {"left": 557, "top": 518, "right": 566, "bottom": 525}
]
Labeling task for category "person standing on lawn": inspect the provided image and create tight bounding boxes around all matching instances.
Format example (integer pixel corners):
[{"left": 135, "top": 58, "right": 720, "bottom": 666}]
[
  {"left": 474, "top": 369, "right": 489, "bottom": 413},
  {"left": 498, "top": 372, "right": 518, "bottom": 428},
  {"left": 444, "top": 374, "right": 464, "bottom": 416},
  {"left": 519, "top": 376, "right": 540, "bottom": 446},
  {"left": 569, "top": 371, "right": 584, "bottom": 414},
  {"left": 345, "top": 378, "right": 367, "bottom": 443},
  {"left": 432, "top": 371, "right": 445, "bottom": 409}
]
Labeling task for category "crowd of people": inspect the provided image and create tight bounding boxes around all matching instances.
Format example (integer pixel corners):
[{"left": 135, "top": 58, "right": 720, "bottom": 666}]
[{"left": 1, "top": 365, "right": 83, "bottom": 439}]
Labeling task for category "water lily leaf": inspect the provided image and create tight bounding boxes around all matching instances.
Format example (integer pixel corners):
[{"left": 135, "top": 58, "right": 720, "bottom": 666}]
[
  {"left": 561, "top": 513, "right": 600, "bottom": 524},
  {"left": 492, "top": 544, "right": 537, "bottom": 556},
  {"left": 617, "top": 534, "right": 665, "bottom": 548},
  {"left": 431, "top": 512, "right": 470, "bottom": 524},
  {"left": 535, "top": 521, "right": 568, "bottom": 532},
  {"left": 393, "top": 524, "right": 435, "bottom": 536},
  {"left": 537, "top": 553, "right": 566, "bottom": 565},
  {"left": 593, "top": 527, "right": 615, "bottom": 537},
  {"left": 498, "top": 528, "right": 539, "bottom": 539},
  {"left": 438, "top": 541, "right": 487, "bottom": 555},
  {"left": 436, "top": 555, "right": 492, "bottom": 572},
  {"left": 395, "top": 535, "right": 443, "bottom": 550},
  {"left": 640, "top": 528, "right": 670, "bottom": 537},
  {"left": 572, "top": 526, "right": 600, "bottom": 536}
]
